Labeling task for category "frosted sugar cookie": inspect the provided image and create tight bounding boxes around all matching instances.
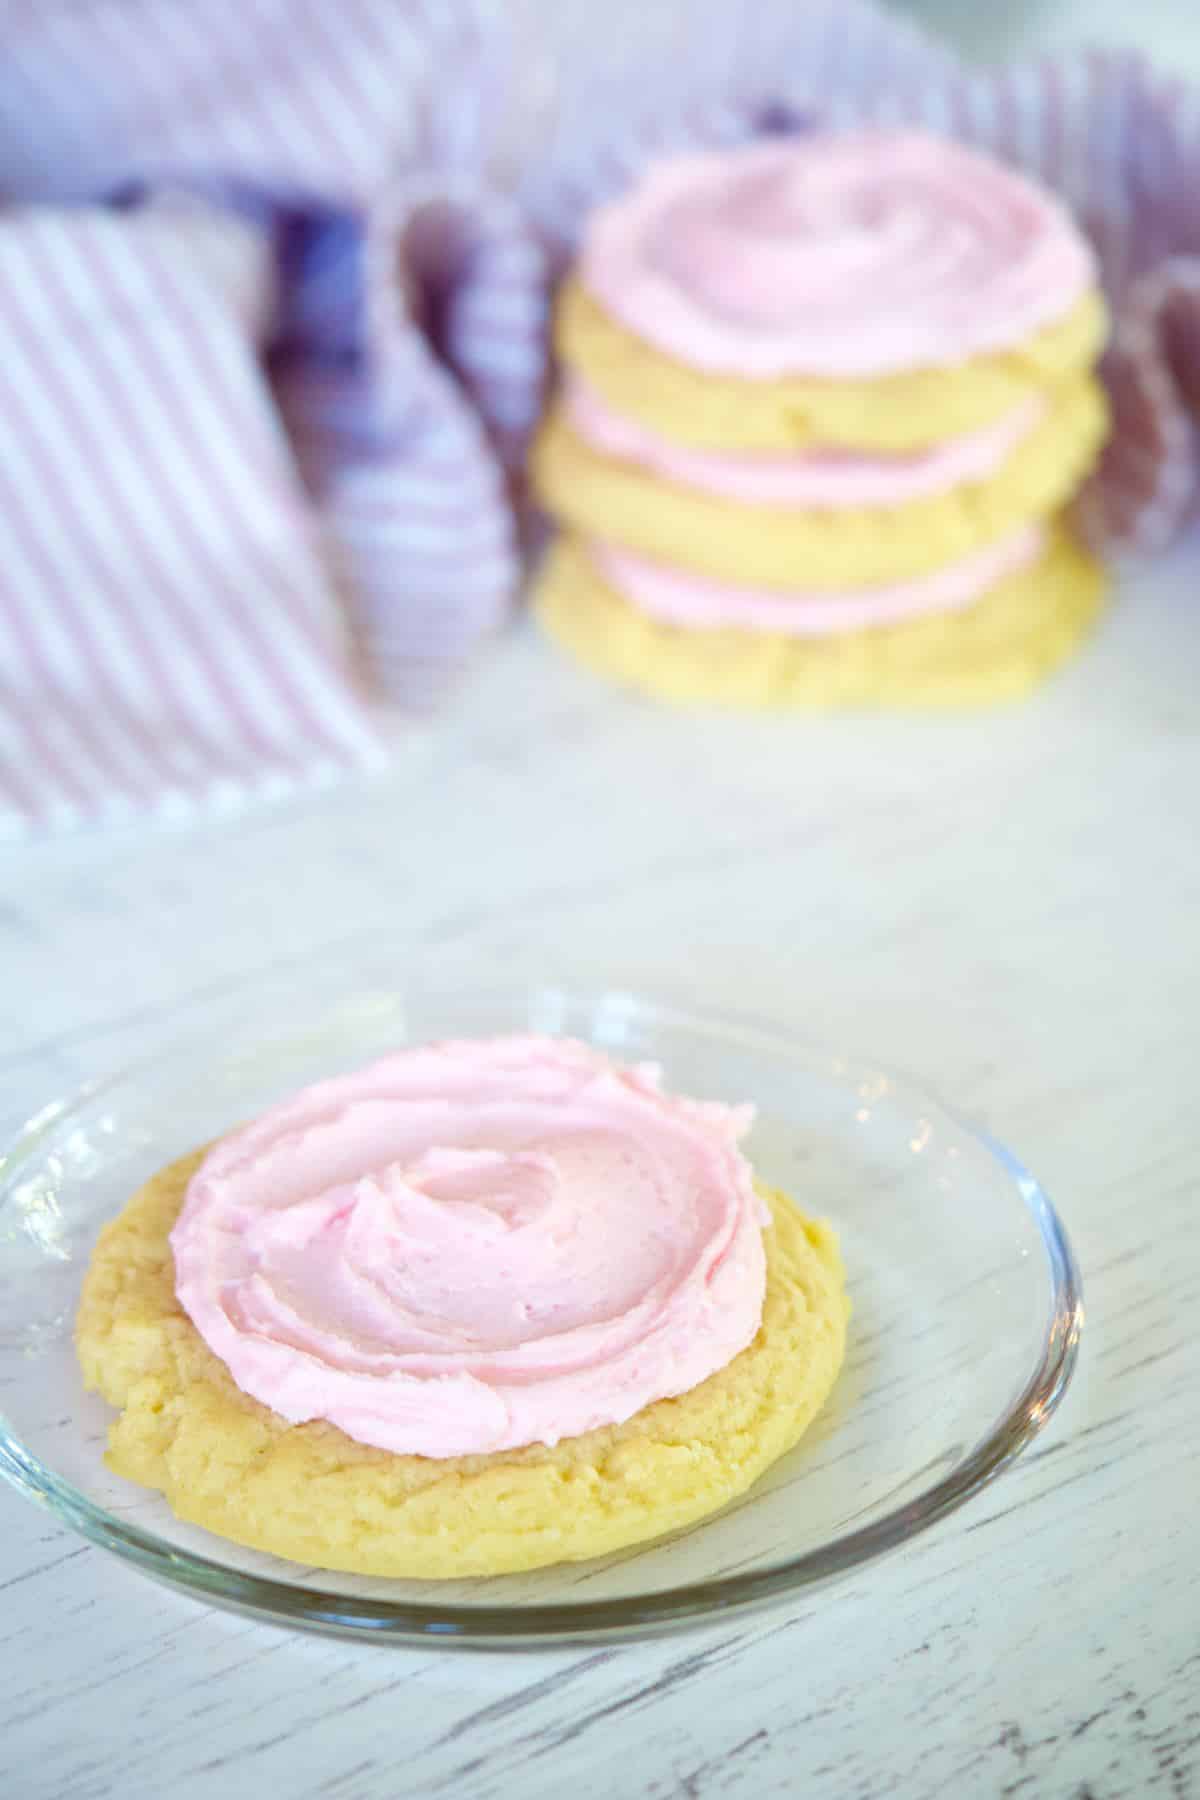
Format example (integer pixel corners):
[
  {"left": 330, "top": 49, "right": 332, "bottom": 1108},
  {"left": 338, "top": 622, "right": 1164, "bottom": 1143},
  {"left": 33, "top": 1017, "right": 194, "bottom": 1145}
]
[
  {"left": 534, "top": 529, "right": 1106, "bottom": 709},
  {"left": 77, "top": 1038, "right": 848, "bottom": 1577},
  {"left": 534, "top": 374, "right": 1108, "bottom": 589},
  {"left": 556, "top": 132, "right": 1105, "bottom": 452}
]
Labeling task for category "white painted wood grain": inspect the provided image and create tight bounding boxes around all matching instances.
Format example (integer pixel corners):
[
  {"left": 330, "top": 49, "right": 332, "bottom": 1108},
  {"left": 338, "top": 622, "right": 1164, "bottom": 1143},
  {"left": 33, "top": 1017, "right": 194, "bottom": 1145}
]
[{"left": 2, "top": 534, "right": 1198, "bottom": 1800}]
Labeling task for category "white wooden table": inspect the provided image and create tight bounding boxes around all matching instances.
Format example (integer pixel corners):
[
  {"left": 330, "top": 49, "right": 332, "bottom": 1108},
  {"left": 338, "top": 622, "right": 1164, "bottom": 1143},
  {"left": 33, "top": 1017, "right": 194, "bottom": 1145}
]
[
  {"left": 4, "top": 531, "right": 1199, "bottom": 1798},
  {"left": 5, "top": 7, "right": 1200, "bottom": 1792}
]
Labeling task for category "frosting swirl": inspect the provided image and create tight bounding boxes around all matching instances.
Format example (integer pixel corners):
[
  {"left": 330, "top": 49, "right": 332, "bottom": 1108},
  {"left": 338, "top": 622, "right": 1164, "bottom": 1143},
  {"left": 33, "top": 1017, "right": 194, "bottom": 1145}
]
[
  {"left": 595, "top": 522, "right": 1045, "bottom": 635},
  {"left": 170, "top": 1036, "right": 768, "bottom": 1458},
  {"left": 580, "top": 131, "right": 1096, "bottom": 378}
]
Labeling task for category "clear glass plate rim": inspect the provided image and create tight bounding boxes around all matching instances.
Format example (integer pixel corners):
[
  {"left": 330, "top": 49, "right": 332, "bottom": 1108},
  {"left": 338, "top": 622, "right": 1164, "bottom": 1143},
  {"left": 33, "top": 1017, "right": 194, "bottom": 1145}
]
[{"left": 0, "top": 984, "right": 1084, "bottom": 1646}]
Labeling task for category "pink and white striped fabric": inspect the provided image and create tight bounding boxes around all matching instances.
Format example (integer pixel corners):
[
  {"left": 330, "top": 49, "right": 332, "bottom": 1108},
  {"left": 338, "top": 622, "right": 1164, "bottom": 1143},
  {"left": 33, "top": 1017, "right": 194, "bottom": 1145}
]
[
  {"left": 0, "top": 0, "right": 546, "bottom": 834},
  {"left": 3, "top": 0, "right": 1200, "bottom": 836}
]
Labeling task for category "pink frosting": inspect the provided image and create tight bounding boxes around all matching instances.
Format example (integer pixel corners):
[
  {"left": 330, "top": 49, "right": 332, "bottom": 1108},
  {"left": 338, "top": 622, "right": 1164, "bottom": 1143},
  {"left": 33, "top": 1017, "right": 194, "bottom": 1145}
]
[
  {"left": 565, "top": 376, "right": 1045, "bottom": 506},
  {"left": 170, "top": 1036, "right": 768, "bottom": 1458},
  {"left": 579, "top": 131, "right": 1096, "bottom": 378},
  {"left": 596, "top": 522, "right": 1046, "bottom": 635}
]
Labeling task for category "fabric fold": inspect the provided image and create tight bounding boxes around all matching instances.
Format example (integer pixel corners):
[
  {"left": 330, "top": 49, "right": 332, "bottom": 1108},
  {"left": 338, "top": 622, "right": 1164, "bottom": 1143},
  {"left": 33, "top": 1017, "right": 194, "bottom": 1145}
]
[{"left": 0, "top": 0, "right": 544, "bottom": 834}]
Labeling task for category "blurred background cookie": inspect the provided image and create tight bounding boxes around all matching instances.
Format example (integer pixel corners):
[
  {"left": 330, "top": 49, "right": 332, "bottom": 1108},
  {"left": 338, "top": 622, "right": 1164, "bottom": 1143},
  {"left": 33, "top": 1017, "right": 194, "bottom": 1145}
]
[{"left": 534, "top": 129, "right": 1110, "bottom": 708}]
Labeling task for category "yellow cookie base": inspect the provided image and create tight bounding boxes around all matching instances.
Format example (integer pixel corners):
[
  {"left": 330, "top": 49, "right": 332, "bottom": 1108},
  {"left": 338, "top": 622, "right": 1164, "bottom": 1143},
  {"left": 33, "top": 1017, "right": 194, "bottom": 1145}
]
[
  {"left": 535, "top": 530, "right": 1107, "bottom": 709},
  {"left": 75, "top": 1151, "right": 848, "bottom": 1579},
  {"left": 533, "top": 378, "right": 1108, "bottom": 590},
  {"left": 557, "top": 278, "right": 1108, "bottom": 452}
]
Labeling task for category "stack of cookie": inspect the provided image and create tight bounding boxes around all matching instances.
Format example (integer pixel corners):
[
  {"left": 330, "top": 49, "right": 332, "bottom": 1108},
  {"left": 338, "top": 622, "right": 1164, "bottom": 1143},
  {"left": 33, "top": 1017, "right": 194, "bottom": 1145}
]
[{"left": 532, "top": 130, "right": 1110, "bottom": 706}]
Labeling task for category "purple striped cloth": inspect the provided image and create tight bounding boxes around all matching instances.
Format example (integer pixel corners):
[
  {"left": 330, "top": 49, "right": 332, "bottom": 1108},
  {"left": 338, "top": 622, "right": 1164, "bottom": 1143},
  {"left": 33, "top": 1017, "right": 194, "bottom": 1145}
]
[
  {"left": 4, "top": 0, "right": 1200, "bottom": 835},
  {"left": 0, "top": 0, "right": 546, "bottom": 834}
]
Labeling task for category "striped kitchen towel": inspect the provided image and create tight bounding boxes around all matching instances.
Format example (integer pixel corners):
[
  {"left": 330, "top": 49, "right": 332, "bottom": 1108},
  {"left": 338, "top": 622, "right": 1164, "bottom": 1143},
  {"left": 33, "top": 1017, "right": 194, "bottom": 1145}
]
[
  {"left": 0, "top": 0, "right": 546, "bottom": 836},
  {"left": 5, "top": 0, "right": 1200, "bottom": 836}
]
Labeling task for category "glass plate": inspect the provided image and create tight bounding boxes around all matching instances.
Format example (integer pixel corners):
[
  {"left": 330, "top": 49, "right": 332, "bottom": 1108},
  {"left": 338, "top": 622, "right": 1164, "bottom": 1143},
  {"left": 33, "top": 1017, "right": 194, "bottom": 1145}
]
[{"left": 0, "top": 953, "right": 1081, "bottom": 1647}]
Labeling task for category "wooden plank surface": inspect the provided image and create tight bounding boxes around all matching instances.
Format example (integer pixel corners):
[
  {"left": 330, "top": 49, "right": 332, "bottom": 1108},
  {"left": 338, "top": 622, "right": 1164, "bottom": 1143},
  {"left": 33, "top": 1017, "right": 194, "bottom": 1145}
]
[{"left": 3, "top": 530, "right": 1198, "bottom": 1797}]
